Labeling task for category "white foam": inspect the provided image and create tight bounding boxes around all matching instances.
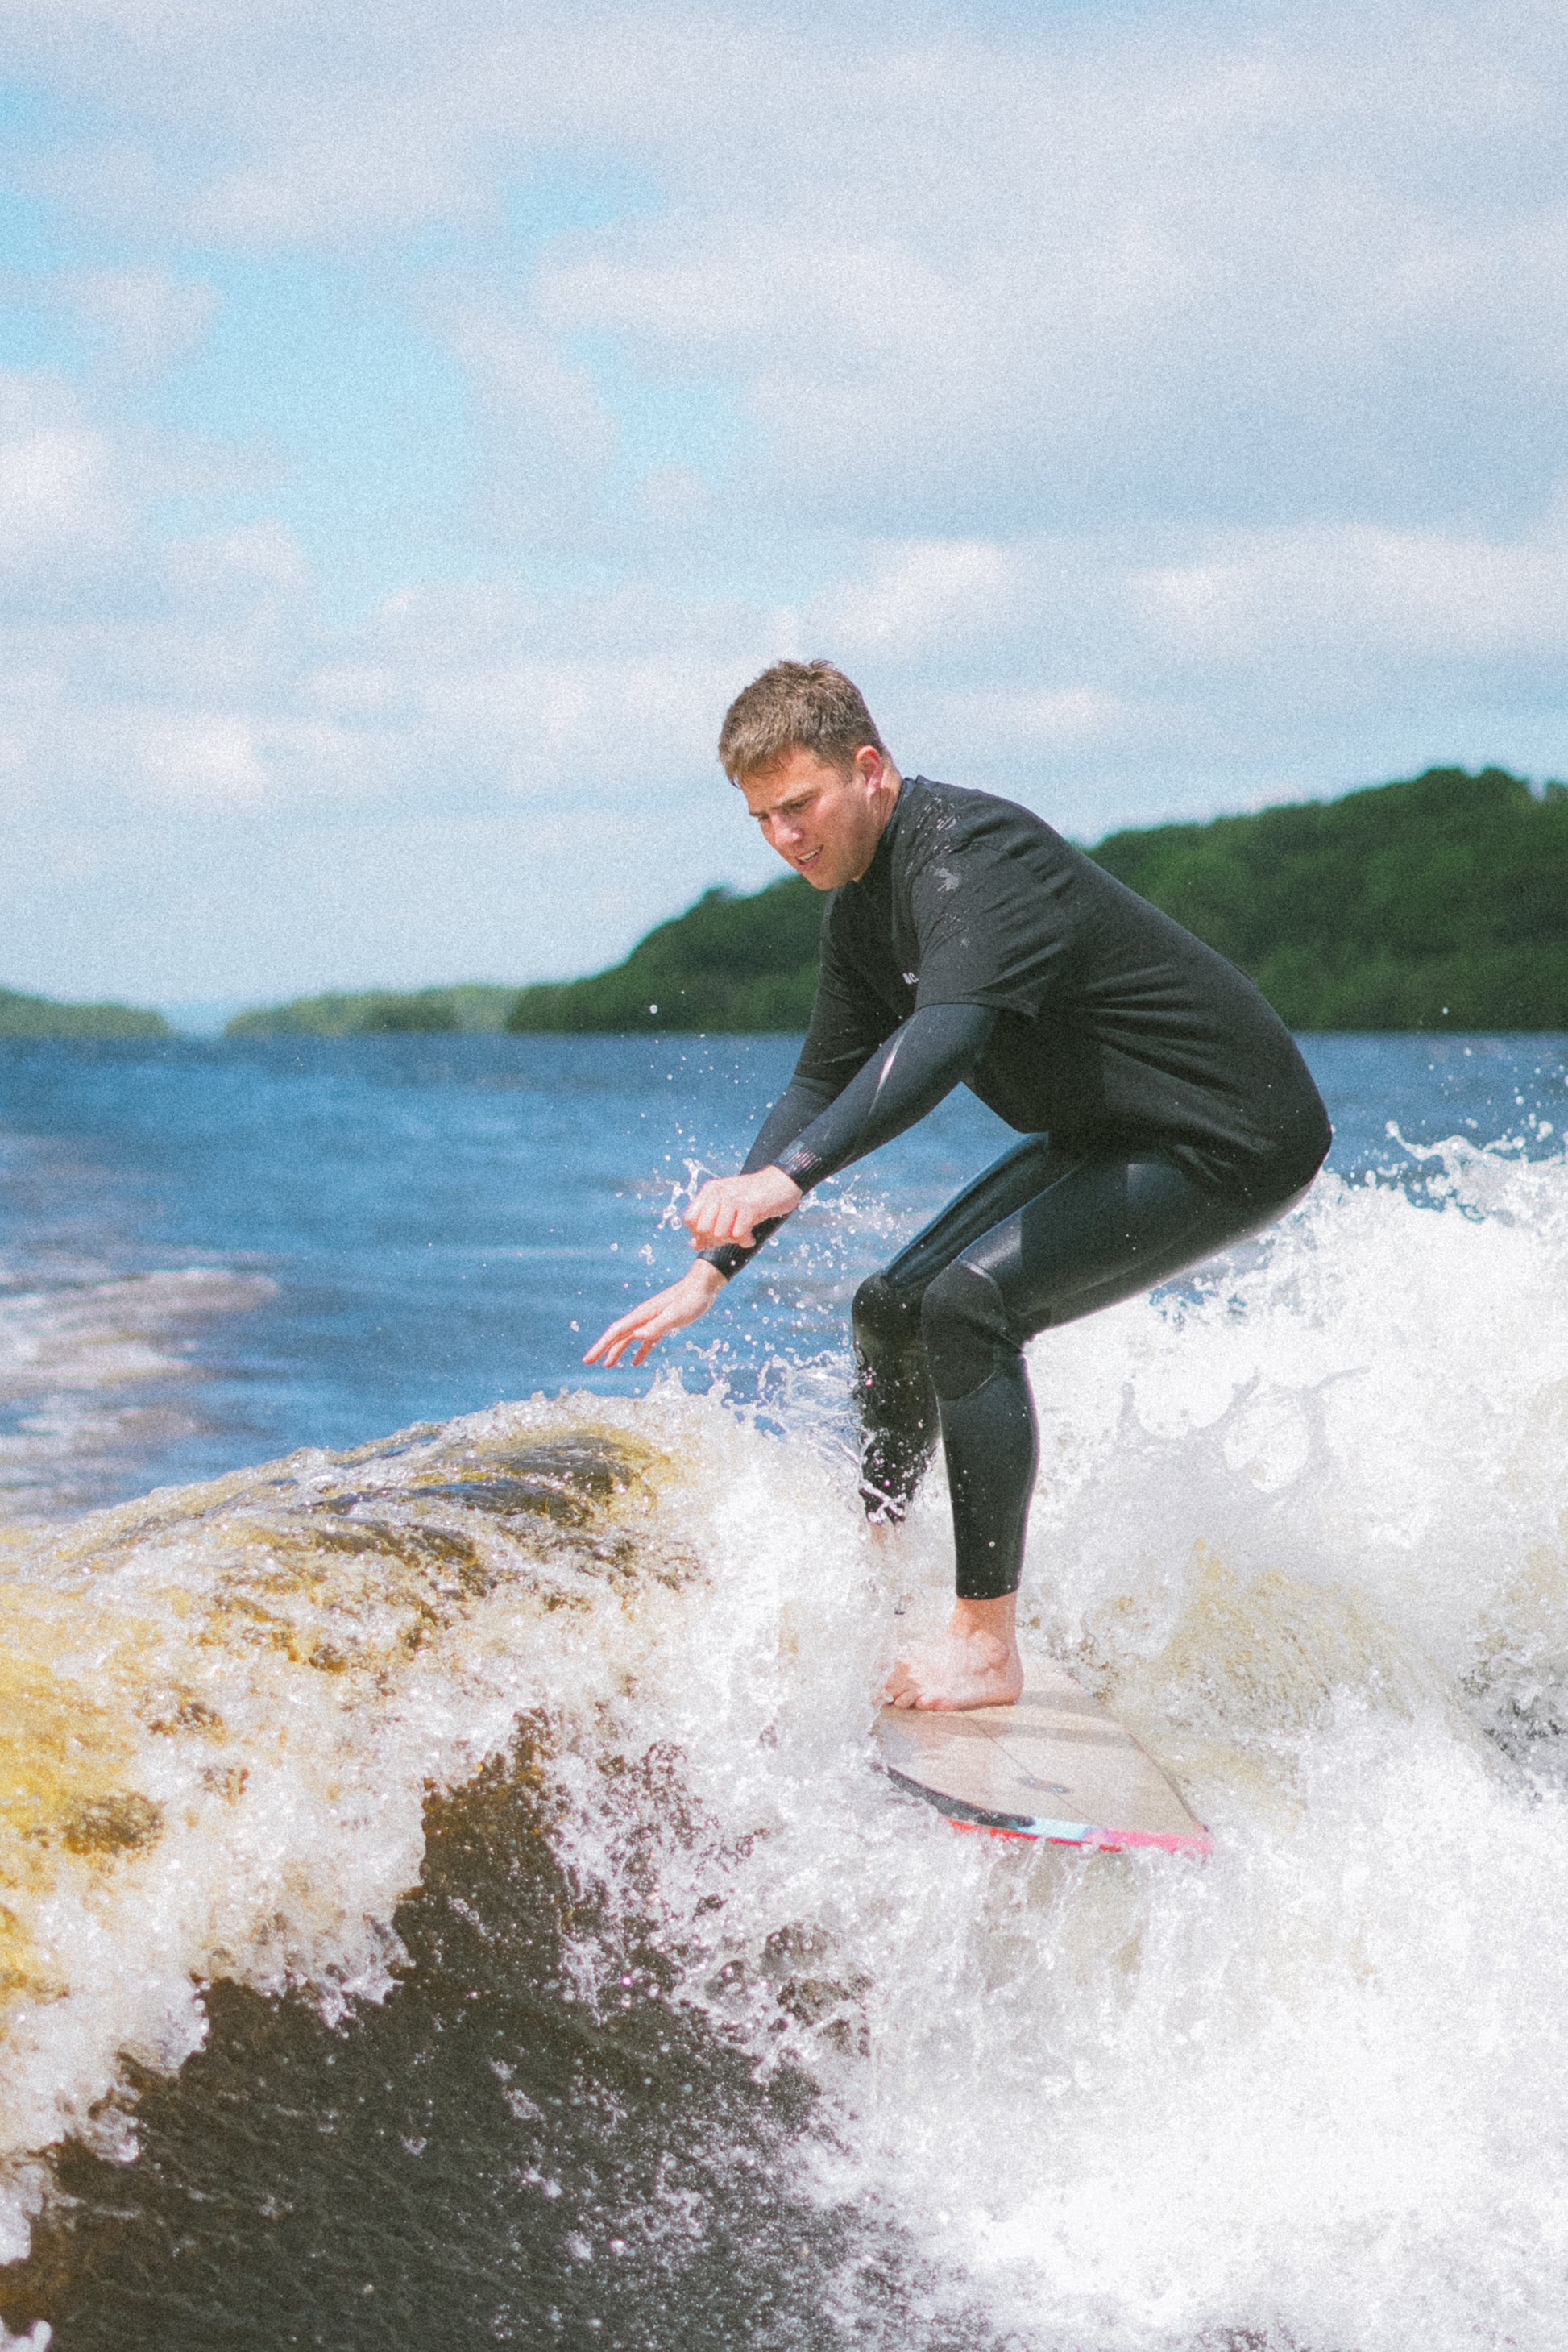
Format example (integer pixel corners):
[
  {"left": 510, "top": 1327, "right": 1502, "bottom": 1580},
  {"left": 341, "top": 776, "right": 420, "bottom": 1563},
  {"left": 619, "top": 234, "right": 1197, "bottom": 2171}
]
[{"left": 541, "top": 1149, "right": 1568, "bottom": 2348}]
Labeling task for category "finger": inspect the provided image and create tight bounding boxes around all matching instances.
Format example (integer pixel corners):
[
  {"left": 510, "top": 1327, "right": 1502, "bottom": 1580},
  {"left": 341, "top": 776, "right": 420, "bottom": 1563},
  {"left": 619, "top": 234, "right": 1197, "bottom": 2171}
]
[
  {"left": 584, "top": 1309, "right": 652, "bottom": 1366},
  {"left": 688, "top": 1220, "right": 738, "bottom": 1251}
]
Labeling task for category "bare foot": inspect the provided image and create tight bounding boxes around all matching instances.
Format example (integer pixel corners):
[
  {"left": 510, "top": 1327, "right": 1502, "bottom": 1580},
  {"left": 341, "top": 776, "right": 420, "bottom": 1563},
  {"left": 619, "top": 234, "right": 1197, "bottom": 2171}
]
[{"left": 884, "top": 1593, "right": 1024, "bottom": 1711}]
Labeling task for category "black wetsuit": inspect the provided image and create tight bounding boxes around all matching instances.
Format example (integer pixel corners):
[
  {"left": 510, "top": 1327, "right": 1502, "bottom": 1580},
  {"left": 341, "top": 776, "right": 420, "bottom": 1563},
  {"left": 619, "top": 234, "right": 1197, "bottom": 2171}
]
[{"left": 704, "top": 776, "right": 1332, "bottom": 1599}]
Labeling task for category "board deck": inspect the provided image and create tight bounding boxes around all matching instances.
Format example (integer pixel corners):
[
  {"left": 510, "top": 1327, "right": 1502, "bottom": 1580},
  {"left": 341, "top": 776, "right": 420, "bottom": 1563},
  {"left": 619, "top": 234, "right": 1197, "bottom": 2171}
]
[{"left": 873, "top": 1661, "right": 1211, "bottom": 1856}]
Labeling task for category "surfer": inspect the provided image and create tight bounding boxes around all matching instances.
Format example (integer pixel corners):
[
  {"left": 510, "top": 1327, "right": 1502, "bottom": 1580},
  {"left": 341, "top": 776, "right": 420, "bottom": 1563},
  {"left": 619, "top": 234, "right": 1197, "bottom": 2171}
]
[{"left": 585, "top": 662, "right": 1331, "bottom": 1711}]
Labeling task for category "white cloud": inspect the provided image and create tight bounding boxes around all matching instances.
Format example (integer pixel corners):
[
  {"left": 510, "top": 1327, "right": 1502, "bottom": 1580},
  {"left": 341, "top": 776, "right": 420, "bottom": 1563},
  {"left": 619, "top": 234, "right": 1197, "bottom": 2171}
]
[
  {"left": 306, "top": 662, "right": 406, "bottom": 719},
  {"left": 162, "top": 525, "right": 313, "bottom": 618},
  {"left": 936, "top": 684, "right": 1128, "bottom": 759},
  {"left": 4, "top": 0, "right": 1568, "bottom": 993},
  {"left": 808, "top": 539, "right": 1030, "bottom": 658},
  {"left": 0, "top": 374, "right": 124, "bottom": 569},
  {"left": 190, "top": 113, "right": 483, "bottom": 245},
  {"left": 12, "top": 0, "right": 1568, "bottom": 544},
  {"left": 429, "top": 298, "right": 622, "bottom": 545},
  {"left": 370, "top": 587, "right": 777, "bottom": 794},
  {"left": 1132, "top": 517, "right": 1568, "bottom": 666},
  {"left": 0, "top": 421, "right": 119, "bottom": 565},
  {"left": 61, "top": 265, "right": 218, "bottom": 377},
  {"left": 130, "top": 709, "right": 274, "bottom": 807},
  {"left": 504, "top": 4, "right": 1568, "bottom": 538}
]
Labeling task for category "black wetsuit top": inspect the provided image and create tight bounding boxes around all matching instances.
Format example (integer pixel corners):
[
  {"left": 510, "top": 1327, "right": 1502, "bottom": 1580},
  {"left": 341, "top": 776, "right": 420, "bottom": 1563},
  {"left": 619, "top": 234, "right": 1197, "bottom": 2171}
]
[{"left": 706, "top": 774, "right": 1330, "bottom": 1277}]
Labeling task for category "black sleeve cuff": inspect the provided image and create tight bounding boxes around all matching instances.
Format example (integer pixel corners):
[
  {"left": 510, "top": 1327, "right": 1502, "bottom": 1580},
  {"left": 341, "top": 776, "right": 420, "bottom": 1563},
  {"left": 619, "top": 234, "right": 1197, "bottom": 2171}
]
[
  {"left": 698, "top": 1209, "right": 792, "bottom": 1282},
  {"left": 774, "top": 1140, "right": 825, "bottom": 1188},
  {"left": 699, "top": 1241, "right": 753, "bottom": 1280}
]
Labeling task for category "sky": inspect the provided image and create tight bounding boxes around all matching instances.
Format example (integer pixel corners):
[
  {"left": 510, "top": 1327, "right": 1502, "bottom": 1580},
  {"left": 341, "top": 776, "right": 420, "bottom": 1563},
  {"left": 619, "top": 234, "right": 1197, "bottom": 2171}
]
[{"left": 2, "top": 0, "right": 1567, "bottom": 1010}]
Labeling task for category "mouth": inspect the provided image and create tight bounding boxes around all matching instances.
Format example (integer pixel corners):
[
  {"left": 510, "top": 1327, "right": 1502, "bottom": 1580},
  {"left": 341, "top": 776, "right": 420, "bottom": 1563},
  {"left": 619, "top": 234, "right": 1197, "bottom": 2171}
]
[{"left": 795, "top": 848, "right": 823, "bottom": 872}]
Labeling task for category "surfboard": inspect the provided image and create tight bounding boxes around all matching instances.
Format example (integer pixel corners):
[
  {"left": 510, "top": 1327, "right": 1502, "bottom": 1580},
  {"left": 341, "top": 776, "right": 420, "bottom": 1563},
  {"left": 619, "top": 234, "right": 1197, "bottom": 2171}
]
[{"left": 873, "top": 1660, "right": 1211, "bottom": 1856}]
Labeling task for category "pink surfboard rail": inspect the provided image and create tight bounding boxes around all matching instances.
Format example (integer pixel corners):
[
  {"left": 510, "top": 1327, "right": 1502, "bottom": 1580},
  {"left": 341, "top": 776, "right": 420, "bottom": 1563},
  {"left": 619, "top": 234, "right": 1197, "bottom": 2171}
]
[
  {"left": 946, "top": 1811, "right": 1213, "bottom": 1858},
  {"left": 874, "top": 1666, "right": 1211, "bottom": 1859}
]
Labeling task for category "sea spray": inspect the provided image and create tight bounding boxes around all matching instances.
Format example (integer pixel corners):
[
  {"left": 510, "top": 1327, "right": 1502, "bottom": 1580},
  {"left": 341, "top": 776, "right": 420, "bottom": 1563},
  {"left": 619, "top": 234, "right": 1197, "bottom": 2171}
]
[
  {"left": 2, "top": 1147, "right": 1568, "bottom": 2344},
  {"left": 539, "top": 1154, "right": 1568, "bottom": 2348}
]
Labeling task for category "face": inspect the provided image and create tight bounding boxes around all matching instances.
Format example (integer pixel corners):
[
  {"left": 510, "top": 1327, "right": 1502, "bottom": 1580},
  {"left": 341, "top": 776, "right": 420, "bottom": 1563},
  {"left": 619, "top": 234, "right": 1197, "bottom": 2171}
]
[{"left": 738, "top": 744, "right": 897, "bottom": 890}]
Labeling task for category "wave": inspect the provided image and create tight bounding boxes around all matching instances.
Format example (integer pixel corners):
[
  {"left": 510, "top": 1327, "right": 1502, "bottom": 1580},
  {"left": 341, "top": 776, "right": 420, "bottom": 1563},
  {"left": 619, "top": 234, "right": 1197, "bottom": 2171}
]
[
  {"left": 2, "top": 1147, "right": 1568, "bottom": 2347},
  {"left": 0, "top": 1259, "right": 276, "bottom": 1526}
]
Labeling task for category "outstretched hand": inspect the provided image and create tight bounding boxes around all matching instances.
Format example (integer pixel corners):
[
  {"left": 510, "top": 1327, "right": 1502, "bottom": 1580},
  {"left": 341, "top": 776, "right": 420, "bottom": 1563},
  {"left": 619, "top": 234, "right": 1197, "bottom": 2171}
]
[
  {"left": 582, "top": 1259, "right": 727, "bottom": 1371},
  {"left": 583, "top": 1166, "right": 802, "bottom": 1371}
]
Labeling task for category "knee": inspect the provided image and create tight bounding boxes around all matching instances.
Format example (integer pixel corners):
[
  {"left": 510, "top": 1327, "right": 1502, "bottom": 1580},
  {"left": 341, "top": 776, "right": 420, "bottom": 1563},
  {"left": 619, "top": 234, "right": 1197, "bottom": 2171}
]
[
  {"left": 920, "top": 1260, "right": 1017, "bottom": 1402},
  {"left": 852, "top": 1270, "right": 918, "bottom": 1362}
]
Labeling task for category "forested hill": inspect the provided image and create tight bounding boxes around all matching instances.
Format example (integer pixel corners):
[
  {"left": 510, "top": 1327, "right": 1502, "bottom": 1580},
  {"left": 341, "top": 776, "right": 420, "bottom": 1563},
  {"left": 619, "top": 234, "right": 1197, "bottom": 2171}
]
[
  {"left": 226, "top": 984, "right": 521, "bottom": 1038},
  {"left": 1092, "top": 765, "right": 1568, "bottom": 1030},
  {"left": 504, "top": 765, "right": 1568, "bottom": 1035},
  {"left": 504, "top": 877, "right": 823, "bottom": 1034},
  {"left": 0, "top": 988, "right": 170, "bottom": 1039}
]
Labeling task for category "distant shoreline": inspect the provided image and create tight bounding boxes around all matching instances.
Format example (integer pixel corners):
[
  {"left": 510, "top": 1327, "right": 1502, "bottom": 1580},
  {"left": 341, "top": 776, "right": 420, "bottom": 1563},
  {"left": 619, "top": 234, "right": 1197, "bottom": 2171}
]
[
  {"left": 0, "top": 987, "right": 171, "bottom": 1041},
  {"left": 11, "top": 764, "right": 1568, "bottom": 1040}
]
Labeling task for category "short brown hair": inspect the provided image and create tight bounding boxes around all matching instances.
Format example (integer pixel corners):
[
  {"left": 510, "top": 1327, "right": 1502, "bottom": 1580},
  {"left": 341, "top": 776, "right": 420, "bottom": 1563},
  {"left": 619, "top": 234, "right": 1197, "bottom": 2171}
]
[{"left": 717, "top": 660, "right": 886, "bottom": 782}]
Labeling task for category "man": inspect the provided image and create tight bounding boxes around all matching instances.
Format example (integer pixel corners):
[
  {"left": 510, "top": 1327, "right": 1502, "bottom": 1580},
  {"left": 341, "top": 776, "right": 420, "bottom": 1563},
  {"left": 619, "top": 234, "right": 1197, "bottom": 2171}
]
[{"left": 586, "top": 662, "right": 1331, "bottom": 1711}]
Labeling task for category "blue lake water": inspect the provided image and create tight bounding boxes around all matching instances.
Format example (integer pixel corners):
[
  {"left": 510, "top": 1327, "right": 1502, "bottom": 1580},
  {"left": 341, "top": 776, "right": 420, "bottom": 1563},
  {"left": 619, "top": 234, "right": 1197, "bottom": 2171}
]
[{"left": 2, "top": 1030, "right": 1563, "bottom": 1520}]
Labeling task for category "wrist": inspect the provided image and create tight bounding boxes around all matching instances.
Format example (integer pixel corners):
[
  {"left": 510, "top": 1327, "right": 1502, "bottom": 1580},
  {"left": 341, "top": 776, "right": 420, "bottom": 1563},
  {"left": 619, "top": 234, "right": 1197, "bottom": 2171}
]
[{"left": 772, "top": 1147, "right": 816, "bottom": 1192}]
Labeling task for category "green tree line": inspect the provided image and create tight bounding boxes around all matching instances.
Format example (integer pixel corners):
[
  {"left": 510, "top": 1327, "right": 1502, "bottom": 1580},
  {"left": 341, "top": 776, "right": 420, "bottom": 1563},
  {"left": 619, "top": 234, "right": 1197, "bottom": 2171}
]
[
  {"left": 225, "top": 985, "right": 521, "bottom": 1038},
  {"left": 218, "top": 763, "right": 1568, "bottom": 1038},
  {"left": 0, "top": 988, "right": 170, "bottom": 1040},
  {"left": 1091, "top": 765, "right": 1568, "bottom": 1030},
  {"left": 506, "top": 764, "right": 1568, "bottom": 1035}
]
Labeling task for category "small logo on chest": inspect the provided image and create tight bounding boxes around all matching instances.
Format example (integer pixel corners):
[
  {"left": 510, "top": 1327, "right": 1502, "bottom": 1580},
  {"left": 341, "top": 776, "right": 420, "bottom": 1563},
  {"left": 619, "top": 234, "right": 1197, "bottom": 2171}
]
[{"left": 902, "top": 971, "right": 919, "bottom": 988}]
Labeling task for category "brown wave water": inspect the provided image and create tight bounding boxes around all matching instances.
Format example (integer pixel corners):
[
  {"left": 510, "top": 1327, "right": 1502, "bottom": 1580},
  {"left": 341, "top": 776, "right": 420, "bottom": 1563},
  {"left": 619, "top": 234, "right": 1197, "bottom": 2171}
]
[
  {"left": 0, "top": 1402, "right": 1006, "bottom": 2350},
  {"left": 2, "top": 1744, "right": 940, "bottom": 2351}
]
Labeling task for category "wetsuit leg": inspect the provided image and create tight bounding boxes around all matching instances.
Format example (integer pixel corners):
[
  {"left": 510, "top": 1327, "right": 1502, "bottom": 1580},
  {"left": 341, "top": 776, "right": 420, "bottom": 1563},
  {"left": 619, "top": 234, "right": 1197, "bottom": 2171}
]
[
  {"left": 854, "top": 1139, "right": 1308, "bottom": 1595},
  {"left": 851, "top": 1134, "right": 1065, "bottom": 1520}
]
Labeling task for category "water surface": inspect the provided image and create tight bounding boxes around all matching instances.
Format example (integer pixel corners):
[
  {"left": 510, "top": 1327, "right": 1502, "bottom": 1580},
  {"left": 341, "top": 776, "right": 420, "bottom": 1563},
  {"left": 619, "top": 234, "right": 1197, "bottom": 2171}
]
[{"left": 0, "top": 1032, "right": 1565, "bottom": 2350}]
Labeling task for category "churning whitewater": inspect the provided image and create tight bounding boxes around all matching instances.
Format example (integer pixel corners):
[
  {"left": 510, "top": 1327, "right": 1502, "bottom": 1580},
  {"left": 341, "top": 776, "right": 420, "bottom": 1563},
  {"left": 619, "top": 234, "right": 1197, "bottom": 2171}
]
[{"left": 3, "top": 1128, "right": 1568, "bottom": 2349}]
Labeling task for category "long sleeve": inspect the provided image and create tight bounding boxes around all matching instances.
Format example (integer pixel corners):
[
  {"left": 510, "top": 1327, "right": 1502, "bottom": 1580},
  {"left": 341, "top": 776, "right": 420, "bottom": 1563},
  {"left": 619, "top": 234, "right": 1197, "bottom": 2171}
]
[
  {"left": 701, "top": 1002, "right": 997, "bottom": 1279},
  {"left": 772, "top": 1002, "right": 997, "bottom": 1186},
  {"left": 697, "top": 931, "right": 895, "bottom": 1280},
  {"left": 695, "top": 1064, "right": 840, "bottom": 1282}
]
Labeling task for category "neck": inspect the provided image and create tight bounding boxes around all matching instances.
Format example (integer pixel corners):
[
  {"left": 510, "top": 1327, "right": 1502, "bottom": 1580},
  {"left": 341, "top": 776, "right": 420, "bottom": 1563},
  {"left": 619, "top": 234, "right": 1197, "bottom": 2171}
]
[{"left": 853, "top": 761, "right": 902, "bottom": 878}]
